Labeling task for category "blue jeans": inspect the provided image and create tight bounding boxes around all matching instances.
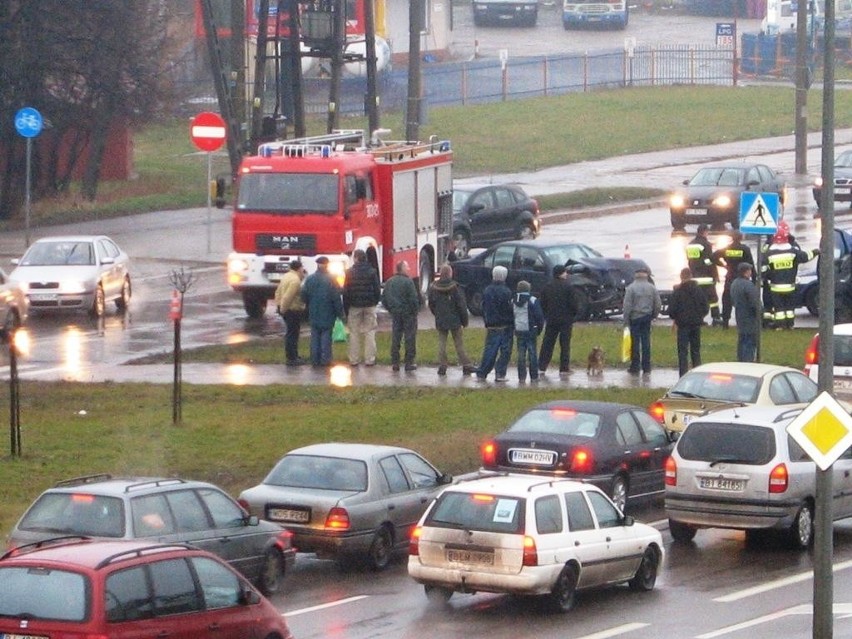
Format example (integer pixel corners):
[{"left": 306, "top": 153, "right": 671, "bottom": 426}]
[
  {"left": 516, "top": 331, "right": 539, "bottom": 381},
  {"left": 628, "top": 315, "right": 652, "bottom": 373},
  {"left": 478, "top": 327, "right": 513, "bottom": 379},
  {"left": 310, "top": 326, "right": 333, "bottom": 366},
  {"left": 737, "top": 331, "right": 757, "bottom": 362}
]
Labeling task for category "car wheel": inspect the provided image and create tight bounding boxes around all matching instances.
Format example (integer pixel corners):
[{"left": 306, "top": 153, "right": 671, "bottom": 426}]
[
  {"left": 452, "top": 231, "right": 471, "bottom": 260},
  {"left": 548, "top": 564, "right": 578, "bottom": 613},
  {"left": 628, "top": 547, "right": 658, "bottom": 592},
  {"left": 573, "top": 288, "right": 590, "bottom": 321},
  {"left": 257, "top": 548, "right": 284, "bottom": 595},
  {"left": 788, "top": 503, "right": 814, "bottom": 549},
  {"left": 367, "top": 527, "right": 393, "bottom": 571},
  {"left": 517, "top": 222, "right": 536, "bottom": 240},
  {"left": 418, "top": 251, "right": 434, "bottom": 301},
  {"left": 90, "top": 285, "right": 106, "bottom": 318},
  {"left": 669, "top": 518, "right": 697, "bottom": 543},
  {"left": 805, "top": 285, "right": 819, "bottom": 317},
  {"left": 670, "top": 212, "right": 685, "bottom": 231},
  {"left": 242, "top": 292, "right": 267, "bottom": 319},
  {"left": 424, "top": 585, "right": 453, "bottom": 606},
  {"left": 115, "top": 277, "right": 131, "bottom": 312},
  {"left": 467, "top": 289, "right": 484, "bottom": 316},
  {"left": 610, "top": 475, "right": 628, "bottom": 513}
]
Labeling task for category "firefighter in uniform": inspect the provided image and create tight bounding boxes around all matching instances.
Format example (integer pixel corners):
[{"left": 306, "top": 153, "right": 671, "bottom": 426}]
[
  {"left": 762, "top": 222, "right": 819, "bottom": 329},
  {"left": 685, "top": 224, "right": 722, "bottom": 326},
  {"left": 712, "top": 230, "right": 755, "bottom": 329}
]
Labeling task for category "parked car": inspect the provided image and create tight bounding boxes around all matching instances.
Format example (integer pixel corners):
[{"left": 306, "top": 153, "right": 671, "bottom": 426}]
[
  {"left": 238, "top": 442, "right": 453, "bottom": 571},
  {"left": 472, "top": 0, "right": 539, "bottom": 26},
  {"left": 6, "top": 474, "right": 294, "bottom": 595},
  {"left": 0, "top": 539, "right": 294, "bottom": 639},
  {"left": 649, "top": 362, "right": 819, "bottom": 432},
  {"left": 668, "top": 163, "right": 786, "bottom": 231},
  {"left": 480, "top": 400, "right": 675, "bottom": 512},
  {"left": 9, "top": 235, "right": 131, "bottom": 317},
  {"left": 793, "top": 226, "right": 852, "bottom": 317},
  {"left": 451, "top": 182, "right": 540, "bottom": 259},
  {"left": 804, "top": 323, "right": 852, "bottom": 398},
  {"left": 450, "top": 238, "right": 651, "bottom": 319},
  {"left": 0, "top": 266, "right": 28, "bottom": 332},
  {"left": 665, "top": 405, "right": 852, "bottom": 548},
  {"left": 813, "top": 149, "right": 852, "bottom": 208},
  {"left": 408, "top": 473, "right": 663, "bottom": 612}
]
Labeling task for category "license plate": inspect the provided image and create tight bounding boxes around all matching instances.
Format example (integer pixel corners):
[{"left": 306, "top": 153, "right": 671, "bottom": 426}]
[
  {"left": 29, "top": 293, "right": 57, "bottom": 302},
  {"left": 446, "top": 549, "right": 494, "bottom": 565},
  {"left": 266, "top": 272, "right": 283, "bottom": 281},
  {"left": 509, "top": 449, "right": 556, "bottom": 465},
  {"left": 699, "top": 477, "right": 744, "bottom": 491},
  {"left": 685, "top": 208, "right": 706, "bottom": 216},
  {"left": 268, "top": 507, "right": 310, "bottom": 523}
]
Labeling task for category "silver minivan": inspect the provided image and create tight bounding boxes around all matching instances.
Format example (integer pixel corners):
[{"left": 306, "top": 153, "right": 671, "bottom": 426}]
[{"left": 665, "top": 406, "right": 852, "bottom": 549}]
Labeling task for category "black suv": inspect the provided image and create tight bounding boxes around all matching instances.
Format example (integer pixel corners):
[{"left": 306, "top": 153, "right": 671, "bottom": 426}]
[{"left": 451, "top": 182, "right": 540, "bottom": 259}]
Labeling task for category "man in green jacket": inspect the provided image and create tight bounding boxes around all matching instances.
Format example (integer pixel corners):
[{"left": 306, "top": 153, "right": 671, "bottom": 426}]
[{"left": 381, "top": 261, "right": 421, "bottom": 372}]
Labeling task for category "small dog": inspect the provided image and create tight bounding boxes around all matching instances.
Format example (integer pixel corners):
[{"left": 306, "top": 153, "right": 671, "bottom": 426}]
[{"left": 586, "top": 346, "right": 605, "bottom": 376}]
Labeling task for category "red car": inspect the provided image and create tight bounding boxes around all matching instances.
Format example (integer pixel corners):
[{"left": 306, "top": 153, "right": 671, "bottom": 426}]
[{"left": 0, "top": 538, "right": 294, "bottom": 639}]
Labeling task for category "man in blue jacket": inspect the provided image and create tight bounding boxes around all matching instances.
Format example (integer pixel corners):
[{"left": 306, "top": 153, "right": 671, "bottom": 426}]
[
  {"left": 301, "top": 257, "right": 344, "bottom": 367},
  {"left": 513, "top": 280, "right": 544, "bottom": 383},
  {"left": 476, "top": 265, "right": 514, "bottom": 382}
]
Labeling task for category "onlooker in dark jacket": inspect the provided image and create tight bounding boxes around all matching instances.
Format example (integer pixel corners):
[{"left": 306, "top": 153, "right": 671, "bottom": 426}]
[
  {"left": 301, "top": 257, "right": 345, "bottom": 367},
  {"left": 668, "top": 267, "right": 710, "bottom": 377},
  {"left": 712, "top": 230, "right": 754, "bottom": 329},
  {"left": 538, "top": 264, "right": 580, "bottom": 376},
  {"left": 476, "top": 265, "right": 514, "bottom": 382},
  {"left": 513, "top": 280, "right": 544, "bottom": 383},
  {"left": 731, "top": 262, "right": 762, "bottom": 362},
  {"left": 381, "top": 260, "right": 420, "bottom": 372},
  {"left": 343, "top": 249, "right": 381, "bottom": 366},
  {"left": 428, "top": 264, "right": 475, "bottom": 377}
]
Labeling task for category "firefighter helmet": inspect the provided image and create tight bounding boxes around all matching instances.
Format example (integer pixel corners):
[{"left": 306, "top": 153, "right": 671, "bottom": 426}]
[{"left": 773, "top": 220, "right": 790, "bottom": 244}]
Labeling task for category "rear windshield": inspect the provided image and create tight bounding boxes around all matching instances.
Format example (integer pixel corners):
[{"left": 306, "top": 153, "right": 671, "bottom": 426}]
[
  {"left": 0, "top": 566, "right": 88, "bottom": 621},
  {"left": 425, "top": 492, "right": 525, "bottom": 534},
  {"left": 264, "top": 454, "right": 368, "bottom": 491},
  {"left": 668, "top": 372, "right": 760, "bottom": 403},
  {"left": 835, "top": 335, "right": 852, "bottom": 367},
  {"left": 677, "top": 422, "right": 776, "bottom": 466},
  {"left": 18, "top": 493, "right": 125, "bottom": 537},
  {"left": 508, "top": 407, "right": 600, "bottom": 438}
]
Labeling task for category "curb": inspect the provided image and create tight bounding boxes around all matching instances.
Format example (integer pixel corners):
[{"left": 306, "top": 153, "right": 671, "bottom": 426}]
[{"left": 539, "top": 198, "right": 668, "bottom": 226}]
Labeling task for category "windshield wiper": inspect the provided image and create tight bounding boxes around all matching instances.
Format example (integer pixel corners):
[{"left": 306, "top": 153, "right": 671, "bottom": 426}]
[
  {"left": 668, "top": 390, "right": 700, "bottom": 398},
  {"left": 709, "top": 457, "right": 754, "bottom": 467}
]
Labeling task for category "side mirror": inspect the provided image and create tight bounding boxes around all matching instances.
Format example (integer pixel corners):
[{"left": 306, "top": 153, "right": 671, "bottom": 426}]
[
  {"left": 668, "top": 431, "right": 680, "bottom": 443},
  {"left": 239, "top": 585, "right": 261, "bottom": 605},
  {"left": 439, "top": 473, "right": 454, "bottom": 485},
  {"left": 469, "top": 203, "right": 486, "bottom": 214},
  {"left": 10, "top": 258, "right": 19, "bottom": 266},
  {"left": 622, "top": 515, "right": 635, "bottom": 526},
  {"left": 246, "top": 515, "right": 259, "bottom": 526},
  {"left": 101, "top": 256, "right": 115, "bottom": 265}
]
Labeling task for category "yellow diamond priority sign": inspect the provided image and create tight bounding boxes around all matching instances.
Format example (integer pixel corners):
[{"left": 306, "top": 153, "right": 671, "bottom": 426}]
[{"left": 787, "top": 391, "right": 852, "bottom": 471}]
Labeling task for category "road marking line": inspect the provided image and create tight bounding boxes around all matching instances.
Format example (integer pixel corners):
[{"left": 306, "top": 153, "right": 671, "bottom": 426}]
[
  {"left": 576, "top": 623, "right": 649, "bottom": 638},
  {"left": 285, "top": 595, "right": 369, "bottom": 617},
  {"left": 714, "top": 559, "right": 852, "bottom": 602},
  {"left": 696, "top": 603, "right": 852, "bottom": 638}
]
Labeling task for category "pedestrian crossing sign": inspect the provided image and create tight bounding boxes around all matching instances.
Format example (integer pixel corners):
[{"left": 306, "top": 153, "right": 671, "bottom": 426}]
[{"left": 739, "top": 192, "right": 780, "bottom": 235}]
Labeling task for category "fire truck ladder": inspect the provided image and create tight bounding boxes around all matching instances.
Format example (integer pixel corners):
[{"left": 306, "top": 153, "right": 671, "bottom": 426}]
[
  {"left": 257, "top": 129, "right": 368, "bottom": 156},
  {"left": 199, "top": 0, "right": 244, "bottom": 175}
]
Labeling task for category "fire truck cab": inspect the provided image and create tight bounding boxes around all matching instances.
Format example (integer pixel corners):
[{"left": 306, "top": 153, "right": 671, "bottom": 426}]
[{"left": 227, "top": 130, "right": 453, "bottom": 318}]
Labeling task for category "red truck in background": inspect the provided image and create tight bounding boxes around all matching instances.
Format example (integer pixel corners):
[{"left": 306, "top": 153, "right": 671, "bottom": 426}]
[{"left": 226, "top": 130, "right": 454, "bottom": 318}]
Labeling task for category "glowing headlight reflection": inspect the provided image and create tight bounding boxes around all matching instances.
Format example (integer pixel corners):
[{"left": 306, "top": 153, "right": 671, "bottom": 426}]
[
  {"left": 63, "top": 327, "right": 83, "bottom": 375},
  {"left": 226, "top": 364, "right": 251, "bottom": 385},
  {"left": 12, "top": 329, "right": 30, "bottom": 357},
  {"left": 329, "top": 364, "right": 352, "bottom": 387}
]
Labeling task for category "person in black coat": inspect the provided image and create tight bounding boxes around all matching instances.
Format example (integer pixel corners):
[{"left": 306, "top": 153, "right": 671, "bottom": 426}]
[
  {"left": 668, "top": 267, "right": 710, "bottom": 377},
  {"left": 538, "top": 264, "right": 580, "bottom": 376}
]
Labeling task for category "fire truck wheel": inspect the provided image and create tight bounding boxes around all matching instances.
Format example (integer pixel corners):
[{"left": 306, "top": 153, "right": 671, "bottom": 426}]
[
  {"left": 243, "top": 293, "right": 267, "bottom": 319},
  {"left": 418, "top": 252, "right": 433, "bottom": 300}
]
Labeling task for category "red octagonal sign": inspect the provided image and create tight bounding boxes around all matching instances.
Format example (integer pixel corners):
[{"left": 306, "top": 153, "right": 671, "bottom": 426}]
[{"left": 190, "top": 111, "right": 227, "bottom": 152}]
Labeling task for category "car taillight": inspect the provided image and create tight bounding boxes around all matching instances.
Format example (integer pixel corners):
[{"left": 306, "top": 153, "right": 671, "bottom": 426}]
[
  {"left": 409, "top": 526, "right": 422, "bottom": 556},
  {"left": 325, "top": 507, "right": 350, "bottom": 530},
  {"left": 804, "top": 334, "right": 820, "bottom": 371},
  {"left": 569, "top": 448, "right": 593, "bottom": 473},
  {"left": 649, "top": 401, "right": 665, "bottom": 423},
  {"left": 522, "top": 535, "right": 538, "bottom": 566},
  {"left": 769, "top": 463, "right": 789, "bottom": 493},
  {"left": 665, "top": 456, "right": 677, "bottom": 486},
  {"left": 481, "top": 441, "right": 497, "bottom": 467}
]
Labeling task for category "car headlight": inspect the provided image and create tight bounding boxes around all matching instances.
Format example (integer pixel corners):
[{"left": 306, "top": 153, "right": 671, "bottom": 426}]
[
  {"left": 59, "top": 280, "right": 88, "bottom": 294},
  {"left": 228, "top": 257, "right": 250, "bottom": 274},
  {"left": 15, "top": 282, "right": 29, "bottom": 293},
  {"left": 713, "top": 194, "right": 732, "bottom": 208},
  {"left": 670, "top": 194, "right": 685, "bottom": 208},
  {"left": 815, "top": 177, "right": 824, "bottom": 188}
]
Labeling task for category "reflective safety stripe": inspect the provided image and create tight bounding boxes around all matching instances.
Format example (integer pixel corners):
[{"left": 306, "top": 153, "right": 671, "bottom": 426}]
[
  {"left": 769, "top": 284, "right": 796, "bottom": 293},
  {"left": 725, "top": 249, "right": 744, "bottom": 258},
  {"left": 686, "top": 244, "right": 704, "bottom": 259},
  {"left": 694, "top": 278, "right": 715, "bottom": 286}
]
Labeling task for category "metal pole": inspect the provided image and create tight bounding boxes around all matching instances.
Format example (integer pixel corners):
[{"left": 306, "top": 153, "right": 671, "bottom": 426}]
[
  {"left": 406, "top": 0, "right": 424, "bottom": 141},
  {"left": 755, "top": 235, "right": 762, "bottom": 362},
  {"left": 9, "top": 331, "right": 20, "bottom": 457},
  {"left": 794, "top": 0, "right": 810, "bottom": 175},
  {"left": 24, "top": 138, "right": 32, "bottom": 249},
  {"left": 364, "top": 0, "right": 380, "bottom": 134},
  {"left": 206, "top": 152, "right": 212, "bottom": 254},
  {"left": 815, "top": 0, "right": 836, "bottom": 634}
]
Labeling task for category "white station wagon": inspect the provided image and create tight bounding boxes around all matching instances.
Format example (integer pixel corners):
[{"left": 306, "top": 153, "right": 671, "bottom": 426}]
[{"left": 408, "top": 474, "right": 663, "bottom": 612}]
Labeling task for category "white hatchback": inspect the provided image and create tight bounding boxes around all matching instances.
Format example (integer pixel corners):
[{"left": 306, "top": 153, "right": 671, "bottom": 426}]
[{"left": 407, "top": 474, "right": 663, "bottom": 612}]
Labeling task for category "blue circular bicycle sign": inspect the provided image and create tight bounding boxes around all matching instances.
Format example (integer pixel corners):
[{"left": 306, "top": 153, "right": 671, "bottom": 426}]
[{"left": 15, "top": 107, "right": 43, "bottom": 138}]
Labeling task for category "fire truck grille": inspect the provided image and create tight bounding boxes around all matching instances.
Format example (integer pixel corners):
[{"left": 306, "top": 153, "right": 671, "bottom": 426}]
[{"left": 256, "top": 234, "right": 317, "bottom": 251}]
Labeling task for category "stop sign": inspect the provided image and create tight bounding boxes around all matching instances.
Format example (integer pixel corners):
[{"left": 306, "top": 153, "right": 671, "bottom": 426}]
[{"left": 190, "top": 111, "right": 227, "bottom": 152}]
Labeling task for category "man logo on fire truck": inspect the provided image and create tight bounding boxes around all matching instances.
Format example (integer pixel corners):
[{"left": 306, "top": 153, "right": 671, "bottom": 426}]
[{"left": 225, "top": 130, "right": 454, "bottom": 319}]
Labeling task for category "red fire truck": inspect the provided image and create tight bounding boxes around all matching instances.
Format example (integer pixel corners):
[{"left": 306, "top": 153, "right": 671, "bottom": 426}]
[{"left": 226, "top": 130, "right": 454, "bottom": 318}]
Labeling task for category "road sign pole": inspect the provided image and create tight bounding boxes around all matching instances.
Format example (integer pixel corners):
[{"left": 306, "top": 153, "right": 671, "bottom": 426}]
[
  {"left": 24, "top": 138, "right": 32, "bottom": 248},
  {"left": 206, "top": 151, "right": 212, "bottom": 255}
]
